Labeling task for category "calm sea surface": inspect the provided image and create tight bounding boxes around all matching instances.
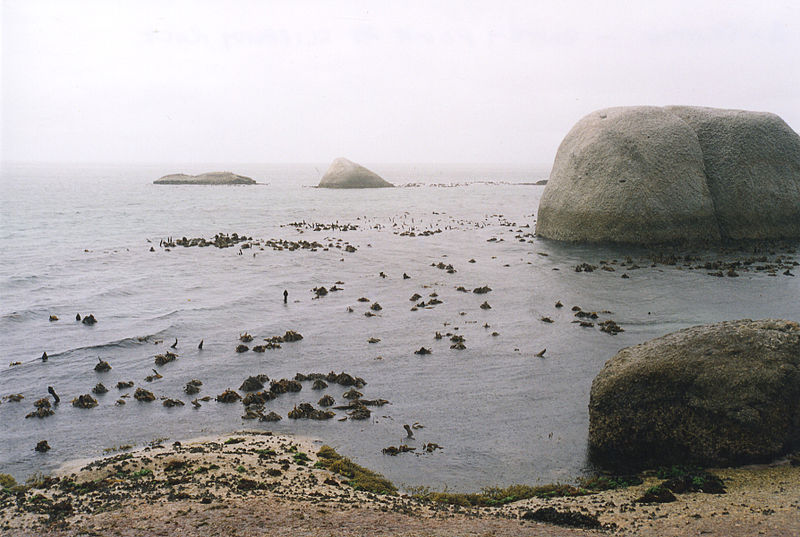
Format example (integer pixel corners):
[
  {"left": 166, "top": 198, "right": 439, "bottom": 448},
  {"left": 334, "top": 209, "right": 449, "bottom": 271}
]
[{"left": 1, "top": 162, "right": 798, "bottom": 491}]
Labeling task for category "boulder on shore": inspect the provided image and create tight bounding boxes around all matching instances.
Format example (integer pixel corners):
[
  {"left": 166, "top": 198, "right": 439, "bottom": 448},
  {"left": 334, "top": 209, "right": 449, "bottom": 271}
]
[
  {"left": 536, "top": 106, "right": 800, "bottom": 244},
  {"left": 154, "top": 172, "right": 256, "bottom": 185},
  {"left": 317, "top": 158, "right": 393, "bottom": 188},
  {"left": 588, "top": 319, "right": 800, "bottom": 471}
]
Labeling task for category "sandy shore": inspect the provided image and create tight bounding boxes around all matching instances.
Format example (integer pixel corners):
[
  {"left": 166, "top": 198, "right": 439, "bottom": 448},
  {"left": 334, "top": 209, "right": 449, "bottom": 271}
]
[{"left": 1, "top": 431, "right": 798, "bottom": 536}]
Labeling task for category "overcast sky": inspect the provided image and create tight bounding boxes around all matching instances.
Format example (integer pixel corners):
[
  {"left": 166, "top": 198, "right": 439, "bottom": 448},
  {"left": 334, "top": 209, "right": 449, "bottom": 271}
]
[{"left": 2, "top": 0, "right": 799, "bottom": 164}]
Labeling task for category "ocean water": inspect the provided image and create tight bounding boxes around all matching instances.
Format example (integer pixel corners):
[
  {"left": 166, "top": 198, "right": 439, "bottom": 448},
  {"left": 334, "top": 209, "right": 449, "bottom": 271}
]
[{"left": 1, "top": 162, "right": 798, "bottom": 491}]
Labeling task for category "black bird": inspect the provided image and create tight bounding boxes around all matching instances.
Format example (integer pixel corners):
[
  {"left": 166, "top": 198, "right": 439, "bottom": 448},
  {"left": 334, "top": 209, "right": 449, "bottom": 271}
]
[
  {"left": 403, "top": 424, "right": 414, "bottom": 439},
  {"left": 47, "top": 386, "right": 60, "bottom": 404},
  {"left": 75, "top": 313, "right": 81, "bottom": 321},
  {"left": 171, "top": 338, "right": 178, "bottom": 349},
  {"left": 198, "top": 339, "right": 204, "bottom": 350},
  {"left": 41, "top": 351, "right": 48, "bottom": 362}
]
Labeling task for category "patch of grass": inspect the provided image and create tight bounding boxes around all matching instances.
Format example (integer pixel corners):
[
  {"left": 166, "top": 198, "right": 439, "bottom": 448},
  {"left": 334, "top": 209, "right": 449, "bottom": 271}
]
[
  {"left": 254, "top": 448, "right": 276, "bottom": 456},
  {"left": 25, "top": 472, "right": 50, "bottom": 488},
  {"left": 235, "top": 465, "right": 246, "bottom": 473},
  {"left": 293, "top": 452, "right": 311, "bottom": 465},
  {"left": 0, "top": 474, "right": 17, "bottom": 489},
  {"left": 316, "top": 445, "right": 397, "bottom": 495},
  {"left": 224, "top": 437, "right": 245, "bottom": 445},
  {"left": 130, "top": 468, "right": 153, "bottom": 479},
  {"left": 410, "top": 483, "right": 591, "bottom": 507},
  {"left": 578, "top": 474, "right": 643, "bottom": 491}
]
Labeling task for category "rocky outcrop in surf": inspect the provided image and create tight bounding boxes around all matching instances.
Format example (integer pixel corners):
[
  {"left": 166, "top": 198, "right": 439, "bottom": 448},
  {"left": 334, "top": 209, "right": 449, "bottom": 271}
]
[
  {"left": 154, "top": 172, "right": 256, "bottom": 185},
  {"left": 317, "top": 158, "right": 393, "bottom": 188},
  {"left": 588, "top": 319, "right": 800, "bottom": 471},
  {"left": 536, "top": 106, "right": 800, "bottom": 244}
]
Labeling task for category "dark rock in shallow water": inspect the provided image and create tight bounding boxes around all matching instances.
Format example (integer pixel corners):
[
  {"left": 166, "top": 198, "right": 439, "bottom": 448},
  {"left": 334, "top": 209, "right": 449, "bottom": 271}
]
[
  {"left": 154, "top": 171, "right": 256, "bottom": 185},
  {"left": 260, "top": 411, "right": 282, "bottom": 422},
  {"left": 287, "top": 402, "right": 334, "bottom": 420},
  {"left": 92, "top": 383, "right": 108, "bottom": 395},
  {"left": 240, "top": 374, "right": 268, "bottom": 392},
  {"left": 81, "top": 314, "right": 97, "bottom": 325},
  {"left": 72, "top": 394, "right": 98, "bottom": 408},
  {"left": 35, "top": 440, "right": 51, "bottom": 452},
  {"left": 589, "top": 319, "right": 800, "bottom": 470},
  {"left": 133, "top": 388, "right": 155, "bottom": 402},
  {"left": 94, "top": 359, "right": 111, "bottom": 372},
  {"left": 215, "top": 389, "right": 241, "bottom": 403},
  {"left": 317, "top": 158, "right": 394, "bottom": 189}
]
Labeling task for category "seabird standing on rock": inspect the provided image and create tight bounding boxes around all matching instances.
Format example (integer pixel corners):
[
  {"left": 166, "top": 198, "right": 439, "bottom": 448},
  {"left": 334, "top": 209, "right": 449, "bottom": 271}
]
[{"left": 47, "top": 386, "right": 60, "bottom": 404}]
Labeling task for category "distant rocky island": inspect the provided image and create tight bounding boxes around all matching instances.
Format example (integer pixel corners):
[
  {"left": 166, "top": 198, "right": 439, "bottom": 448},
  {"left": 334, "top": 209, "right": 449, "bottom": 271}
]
[
  {"left": 154, "top": 172, "right": 256, "bottom": 185},
  {"left": 318, "top": 158, "right": 394, "bottom": 188}
]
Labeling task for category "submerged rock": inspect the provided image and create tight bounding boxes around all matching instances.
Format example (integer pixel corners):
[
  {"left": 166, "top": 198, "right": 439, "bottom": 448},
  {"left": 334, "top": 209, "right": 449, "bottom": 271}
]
[
  {"left": 536, "top": 106, "right": 800, "bottom": 244},
  {"left": 317, "top": 158, "right": 394, "bottom": 189},
  {"left": 154, "top": 171, "right": 256, "bottom": 185},
  {"left": 589, "top": 319, "right": 800, "bottom": 470}
]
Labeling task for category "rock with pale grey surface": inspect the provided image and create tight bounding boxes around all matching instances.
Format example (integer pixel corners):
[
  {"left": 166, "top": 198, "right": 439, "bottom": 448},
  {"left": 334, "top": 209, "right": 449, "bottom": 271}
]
[
  {"left": 154, "top": 172, "right": 256, "bottom": 185},
  {"left": 318, "top": 158, "right": 393, "bottom": 188},
  {"left": 536, "top": 106, "right": 800, "bottom": 244},
  {"left": 588, "top": 319, "right": 800, "bottom": 471}
]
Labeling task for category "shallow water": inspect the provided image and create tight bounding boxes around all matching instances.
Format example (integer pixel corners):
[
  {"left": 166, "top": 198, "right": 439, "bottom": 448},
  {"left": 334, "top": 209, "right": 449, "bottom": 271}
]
[{"left": 1, "top": 162, "right": 798, "bottom": 491}]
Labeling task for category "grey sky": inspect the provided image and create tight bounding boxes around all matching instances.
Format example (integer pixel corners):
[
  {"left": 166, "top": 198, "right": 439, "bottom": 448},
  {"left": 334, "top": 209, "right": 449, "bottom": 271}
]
[{"left": 2, "top": 0, "right": 799, "bottom": 164}]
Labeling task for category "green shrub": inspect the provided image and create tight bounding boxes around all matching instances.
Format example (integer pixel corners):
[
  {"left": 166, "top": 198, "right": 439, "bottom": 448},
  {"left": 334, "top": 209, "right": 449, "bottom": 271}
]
[{"left": 316, "top": 445, "right": 396, "bottom": 495}]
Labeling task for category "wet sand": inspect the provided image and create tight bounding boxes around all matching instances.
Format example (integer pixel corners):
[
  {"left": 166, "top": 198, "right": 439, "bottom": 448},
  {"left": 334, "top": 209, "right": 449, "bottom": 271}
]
[{"left": 2, "top": 431, "right": 798, "bottom": 536}]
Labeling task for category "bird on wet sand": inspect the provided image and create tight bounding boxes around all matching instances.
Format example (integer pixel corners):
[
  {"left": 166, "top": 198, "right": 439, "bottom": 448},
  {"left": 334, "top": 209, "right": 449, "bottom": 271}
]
[{"left": 403, "top": 424, "right": 414, "bottom": 439}]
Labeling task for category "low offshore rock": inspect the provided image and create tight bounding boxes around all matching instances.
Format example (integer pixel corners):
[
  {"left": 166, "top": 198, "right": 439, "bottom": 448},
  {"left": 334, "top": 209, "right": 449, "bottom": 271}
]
[
  {"left": 154, "top": 171, "right": 256, "bottom": 185},
  {"left": 589, "top": 319, "right": 800, "bottom": 470},
  {"left": 94, "top": 359, "right": 111, "bottom": 372},
  {"left": 35, "top": 440, "right": 51, "bottom": 452},
  {"left": 92, "top": 383, "right": 108, "bottom": 395}
]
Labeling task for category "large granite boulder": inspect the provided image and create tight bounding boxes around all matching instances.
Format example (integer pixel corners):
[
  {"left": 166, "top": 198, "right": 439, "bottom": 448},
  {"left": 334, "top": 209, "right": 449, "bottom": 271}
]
[
  {"left": 536, "top": 106, "right": 800, "bottom": 244},
  {"left": 318, "top": 158, "right": 393, "bottom": 188},
  {"left": 665, "top": 106, "right": 800, "bottom": 240},
  {"left": 588, "top": 319, "right": 800, "bottom": 471},
  {"left": 154, "top": 172, "right": 256, "bottom": 185}
]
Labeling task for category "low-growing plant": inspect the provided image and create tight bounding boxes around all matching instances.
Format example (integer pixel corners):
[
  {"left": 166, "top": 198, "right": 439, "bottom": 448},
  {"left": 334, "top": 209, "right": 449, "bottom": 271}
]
[
  {"left": 224, "top": 437, "right": 245, "bottom": 445},
  {"left": 131, "top": 468, "right": 153, "bottom": 478},
  {"left": 316, "top": 445, "right": 397, "bottom": 495},
  {"left": 411, "top": 483, "right": 591, "bottom": 507}
]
